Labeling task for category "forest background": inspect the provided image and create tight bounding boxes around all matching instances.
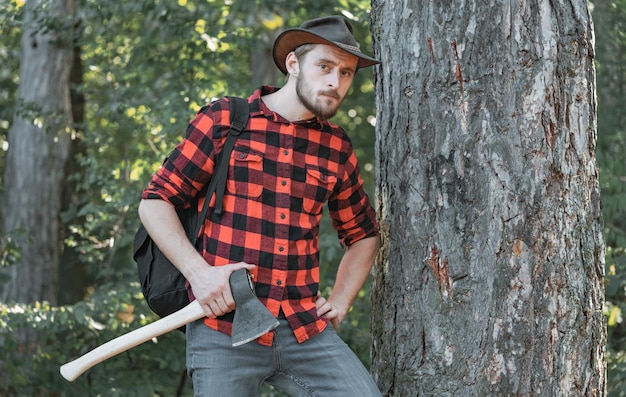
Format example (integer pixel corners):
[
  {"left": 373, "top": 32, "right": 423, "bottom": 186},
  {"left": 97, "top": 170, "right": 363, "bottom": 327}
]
[{"left": 0, "top": 1, "right": 623, "bottom": 396}]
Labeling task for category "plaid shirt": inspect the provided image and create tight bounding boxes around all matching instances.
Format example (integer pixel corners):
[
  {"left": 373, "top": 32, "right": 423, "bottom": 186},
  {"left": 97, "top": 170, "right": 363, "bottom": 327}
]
[{"left": 142, "top": 86, "right": 379, "bottom": 345}]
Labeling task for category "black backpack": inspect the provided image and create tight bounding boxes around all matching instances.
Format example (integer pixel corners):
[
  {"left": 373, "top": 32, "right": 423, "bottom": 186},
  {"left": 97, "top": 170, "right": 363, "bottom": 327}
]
[{"left": 133, "top": 97, "right": 250, "bottom": 318}]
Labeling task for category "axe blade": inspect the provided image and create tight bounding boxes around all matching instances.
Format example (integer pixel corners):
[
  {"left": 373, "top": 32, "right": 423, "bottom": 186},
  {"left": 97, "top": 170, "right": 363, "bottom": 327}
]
[{"left": 229, "top": 268, "right": 279, "bottom": 346}]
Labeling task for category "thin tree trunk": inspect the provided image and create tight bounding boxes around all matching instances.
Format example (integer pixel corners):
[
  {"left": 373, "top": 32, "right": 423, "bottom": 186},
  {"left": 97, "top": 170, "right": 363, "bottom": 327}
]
[
  {"left": 250, "top": 25, "right": 281, "bottom": 88},
  {"left": 58, "top": 39, "right": 86, "bottom": 305},
  {"left": 370, "top": 1, "right": 605, "bottom": 395},
  {"left": 1, "top": 0, "right": 74, "bottom": 305}
]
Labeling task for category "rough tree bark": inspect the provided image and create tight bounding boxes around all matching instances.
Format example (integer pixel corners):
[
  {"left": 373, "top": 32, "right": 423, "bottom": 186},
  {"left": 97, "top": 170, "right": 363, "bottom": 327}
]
[
  {"left": 1, "top": 0, "right": 74, "bottom": 305},
  {"left": 370, "top": 1, "right": 605, "bottom": 396}
]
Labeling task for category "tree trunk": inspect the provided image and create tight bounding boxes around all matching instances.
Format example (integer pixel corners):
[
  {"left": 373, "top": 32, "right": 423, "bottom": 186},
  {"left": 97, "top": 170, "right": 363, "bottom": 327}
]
[
  {"left": 370, "top": 1, "right": 605, "bottom": 396},
  {"left": 58, "top": 40, "right": 86, "bottom": 305},
  {"left": 1, "top": 0, "right": 74, "bottom": 305},
  {"left": 250, "top": 21, "right": 281, "bottom": 88}
]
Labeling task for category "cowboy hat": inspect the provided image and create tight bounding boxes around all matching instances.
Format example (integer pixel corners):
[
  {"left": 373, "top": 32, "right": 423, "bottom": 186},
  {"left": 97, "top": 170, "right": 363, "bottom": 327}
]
[{"left": 272, "top": 15, "right": 380, "bottom": 75}]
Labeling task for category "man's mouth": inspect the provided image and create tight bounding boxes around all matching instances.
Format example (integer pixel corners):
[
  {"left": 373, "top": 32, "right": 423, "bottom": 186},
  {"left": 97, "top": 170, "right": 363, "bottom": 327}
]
[{"left": 319, "top": 91, "right": 340, "bottom": 100}]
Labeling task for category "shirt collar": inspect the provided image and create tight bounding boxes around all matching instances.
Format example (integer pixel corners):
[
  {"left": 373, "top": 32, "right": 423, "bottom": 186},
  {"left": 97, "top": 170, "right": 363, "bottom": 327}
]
[{"left": 248, "top": 86, "right": 326, "bottom": 130}]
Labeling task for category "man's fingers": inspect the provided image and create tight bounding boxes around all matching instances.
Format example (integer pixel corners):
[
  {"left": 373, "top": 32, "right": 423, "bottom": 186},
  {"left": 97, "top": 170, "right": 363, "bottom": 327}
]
[
  {"left": 316, "top": 296, "right": 337, "bottom": 319},
  {"left": 203, "top": 302, "right": 218, "bottom": 318},
  {"left": 196, "top": 262, "right": 257, "bottom": 318},
  {"left": 205, "top": 297, "right": 233, "bottom": 318},
  {"left": 221, "top": 291, "right": 236, "bottom": 310},
  {"left": 201, "top": 289, "right": 234, "bottom": 318},
  {"left": 229, "top": 261, "right": 257, "bottom": 273},
  {"left": 208, "top": 300, "right": 224, "bottom": 317},
  {"left": 325, "top": 306, "right": 338, "bottom": 318},
  {"left": 315, "top": 296, "right": 326, "bottom": 313}
]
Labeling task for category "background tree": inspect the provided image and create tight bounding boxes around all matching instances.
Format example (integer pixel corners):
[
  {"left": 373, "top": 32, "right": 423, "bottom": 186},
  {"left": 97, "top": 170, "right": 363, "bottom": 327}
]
[
  {"left": 0, "top": 3, "right": 76, "bottom": 391},
  {"left": 370, "top": 1, "right": 605, "bottom": 395},
  {"left": 1, "top": 0, "right": 75, "bottom": 305}
]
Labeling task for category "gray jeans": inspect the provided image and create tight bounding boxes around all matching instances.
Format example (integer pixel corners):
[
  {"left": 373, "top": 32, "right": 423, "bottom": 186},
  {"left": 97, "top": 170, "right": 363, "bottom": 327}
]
[{"left": 186, "top": 315, "right": 382, "bottom": 396}]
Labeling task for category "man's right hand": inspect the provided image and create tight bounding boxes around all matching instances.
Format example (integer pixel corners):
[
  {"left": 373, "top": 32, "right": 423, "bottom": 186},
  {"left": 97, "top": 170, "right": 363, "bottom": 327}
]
[{"left": 187, "top": 261, "right": 257, "bottom": 319}]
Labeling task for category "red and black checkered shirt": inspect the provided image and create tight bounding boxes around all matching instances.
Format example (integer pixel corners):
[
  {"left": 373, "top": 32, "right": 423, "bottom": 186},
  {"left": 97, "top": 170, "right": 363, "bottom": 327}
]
[{"left": 142, "top": 86, "right": 379, "bottom": 345}]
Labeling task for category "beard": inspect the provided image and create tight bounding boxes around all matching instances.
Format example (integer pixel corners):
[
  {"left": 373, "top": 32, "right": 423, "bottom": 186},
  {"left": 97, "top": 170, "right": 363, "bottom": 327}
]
[{"left": 295, "top": 74, "right": 344, "bottom": 120}]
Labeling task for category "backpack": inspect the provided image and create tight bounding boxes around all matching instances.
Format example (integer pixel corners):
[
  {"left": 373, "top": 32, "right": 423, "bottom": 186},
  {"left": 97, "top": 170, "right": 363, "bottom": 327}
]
[{"left": 133, "top": 96, "right": 250, "bottom": 318}]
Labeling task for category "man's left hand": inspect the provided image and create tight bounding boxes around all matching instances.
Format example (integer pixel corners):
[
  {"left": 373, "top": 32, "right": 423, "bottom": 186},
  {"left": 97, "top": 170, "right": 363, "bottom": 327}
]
[{"left": 316, "top": 292, "right": 342, "bottom": 328}]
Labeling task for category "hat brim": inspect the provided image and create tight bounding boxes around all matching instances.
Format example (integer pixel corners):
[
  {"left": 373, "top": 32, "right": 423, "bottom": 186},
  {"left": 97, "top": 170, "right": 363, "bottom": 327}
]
[{"left": 272, "top": 29, "right": 380, "bottom": 75}]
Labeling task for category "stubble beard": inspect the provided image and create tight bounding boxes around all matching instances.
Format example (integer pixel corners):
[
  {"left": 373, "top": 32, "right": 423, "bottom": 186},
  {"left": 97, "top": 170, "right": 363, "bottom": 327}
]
[{"left": 295, "top": 74, "right": 342, "bottom": 121}]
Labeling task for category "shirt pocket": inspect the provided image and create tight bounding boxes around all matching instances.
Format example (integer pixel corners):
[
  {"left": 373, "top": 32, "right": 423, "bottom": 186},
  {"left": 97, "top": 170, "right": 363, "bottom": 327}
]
[
  {"left": 226, "top": 147, "right": 264, "bottom": 199},
  {"left": 302, "top": 167, "right": 338, "bottom": 214}
]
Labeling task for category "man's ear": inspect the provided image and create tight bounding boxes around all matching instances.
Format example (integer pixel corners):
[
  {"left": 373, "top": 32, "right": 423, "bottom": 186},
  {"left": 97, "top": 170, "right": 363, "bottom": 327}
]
[{"left": 285, "top": 52, "right": 299, "bottom": 77}]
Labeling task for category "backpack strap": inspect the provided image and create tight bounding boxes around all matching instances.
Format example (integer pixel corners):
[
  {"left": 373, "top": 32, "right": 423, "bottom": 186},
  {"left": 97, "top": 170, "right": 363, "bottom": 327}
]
[
  {"left": 213, "top": 97, "right": 249, "bottom": 215},
  {"left": 191, "top": 96, "right": 249, "bottom": 241}
]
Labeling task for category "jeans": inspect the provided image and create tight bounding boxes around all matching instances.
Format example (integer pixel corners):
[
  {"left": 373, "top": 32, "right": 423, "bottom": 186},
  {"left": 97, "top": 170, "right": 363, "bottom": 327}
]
[{"left": 186, "top": 315, "right": 382, "bottom": 396}]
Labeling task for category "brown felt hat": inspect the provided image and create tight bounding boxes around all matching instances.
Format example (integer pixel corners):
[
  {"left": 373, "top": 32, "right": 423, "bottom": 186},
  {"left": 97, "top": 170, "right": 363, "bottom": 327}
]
[{"left": 272, "top": 15, "right": 380, "bottom": 75}]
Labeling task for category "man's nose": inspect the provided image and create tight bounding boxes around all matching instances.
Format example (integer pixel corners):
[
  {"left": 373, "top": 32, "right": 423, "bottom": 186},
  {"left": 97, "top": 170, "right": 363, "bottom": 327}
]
[{"left": 326, "top": 71, "right": 340, "bottom": 87}]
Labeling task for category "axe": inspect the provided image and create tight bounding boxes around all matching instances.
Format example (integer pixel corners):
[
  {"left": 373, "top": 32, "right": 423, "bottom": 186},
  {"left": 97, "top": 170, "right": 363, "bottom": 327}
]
[{"left": 60, "top": 268, "right": 279, "bottom": 382}]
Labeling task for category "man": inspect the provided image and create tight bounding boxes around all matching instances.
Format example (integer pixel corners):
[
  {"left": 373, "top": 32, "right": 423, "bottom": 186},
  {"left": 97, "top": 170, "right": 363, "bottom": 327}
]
[{"left": 138, "top": 15, "right": 382, "bottom": 396}]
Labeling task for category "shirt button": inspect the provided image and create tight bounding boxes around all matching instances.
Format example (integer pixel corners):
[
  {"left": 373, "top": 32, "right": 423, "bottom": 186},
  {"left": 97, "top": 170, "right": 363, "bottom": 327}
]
[
  {"left": 278, "top": 246, "right": 284, "bottom": 252},
  {"left": 276, "top": 280, "right": 282, "bottom": 285},
  {"left": 283, "top": 150, "right": 289, "bottom": 156},
  {"left": 239, "top": 153, "right": 246, "bottom": 159},
  {"left": 280, "top": 213, "right": 286, "bottom": 219},
  {"left": 281, "top": 180, "right": 287, "bottom": 186}
]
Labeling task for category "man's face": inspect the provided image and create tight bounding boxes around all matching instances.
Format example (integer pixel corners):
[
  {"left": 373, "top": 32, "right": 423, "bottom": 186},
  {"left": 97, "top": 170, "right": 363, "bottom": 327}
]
[{"left": 295, "top": 44, "right": 359, "bottom": 120}]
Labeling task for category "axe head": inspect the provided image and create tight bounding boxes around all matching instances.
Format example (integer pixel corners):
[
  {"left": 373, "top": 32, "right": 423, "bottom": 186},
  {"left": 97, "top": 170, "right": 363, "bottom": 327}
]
[{"left": 229, "top": 268, "right": 279, "bottom": 347}]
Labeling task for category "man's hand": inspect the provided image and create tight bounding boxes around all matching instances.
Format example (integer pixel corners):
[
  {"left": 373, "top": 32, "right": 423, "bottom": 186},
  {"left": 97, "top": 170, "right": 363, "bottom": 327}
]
[
  {"left": 316, "top": 236, "right": 379, "bottom": 329},
  {"left": 188, "top": 262, "right": 256, "bottom": 319},
  {"left": 316, "top": 292, "right": 346, "bottom": 329}
]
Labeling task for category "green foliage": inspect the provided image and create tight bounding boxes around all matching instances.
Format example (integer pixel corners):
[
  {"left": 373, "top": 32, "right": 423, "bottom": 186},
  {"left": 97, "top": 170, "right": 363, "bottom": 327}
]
[
  {"left": 0, "top": 0, "right": 22, "bottom": 211},
  {"left": 1, "top": 284, "right": 192, "bottom": 396},
  {"left": 1, "top": 0, "right": 375, "bottom": 396},
  {"left": 0, "top": 228, "right": 25, "bottom": 271}
]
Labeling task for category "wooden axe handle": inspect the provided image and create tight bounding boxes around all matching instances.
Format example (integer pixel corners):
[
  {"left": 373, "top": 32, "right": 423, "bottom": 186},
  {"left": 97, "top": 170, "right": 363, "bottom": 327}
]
[{"left": 60, "top": 300, "right": 204, "bottom": 382}]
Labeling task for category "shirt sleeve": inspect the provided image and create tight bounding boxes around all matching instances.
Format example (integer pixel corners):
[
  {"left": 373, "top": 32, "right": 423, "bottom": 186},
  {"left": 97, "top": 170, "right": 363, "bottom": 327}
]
[
  {"left": 328, "top": 141, "right": 379, "bottom": 247},
  {"left": 142, "top": 102, "right": 226, "bottom": 208}
]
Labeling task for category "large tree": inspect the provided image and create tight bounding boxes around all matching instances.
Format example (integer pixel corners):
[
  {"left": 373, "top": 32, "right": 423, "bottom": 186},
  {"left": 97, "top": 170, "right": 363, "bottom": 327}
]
[
  {"left": 370, "top": 1, "right": 605, "bottom": 395},
  {"left": 1, "top": 0, "right": 75, "bottom": 304}
]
